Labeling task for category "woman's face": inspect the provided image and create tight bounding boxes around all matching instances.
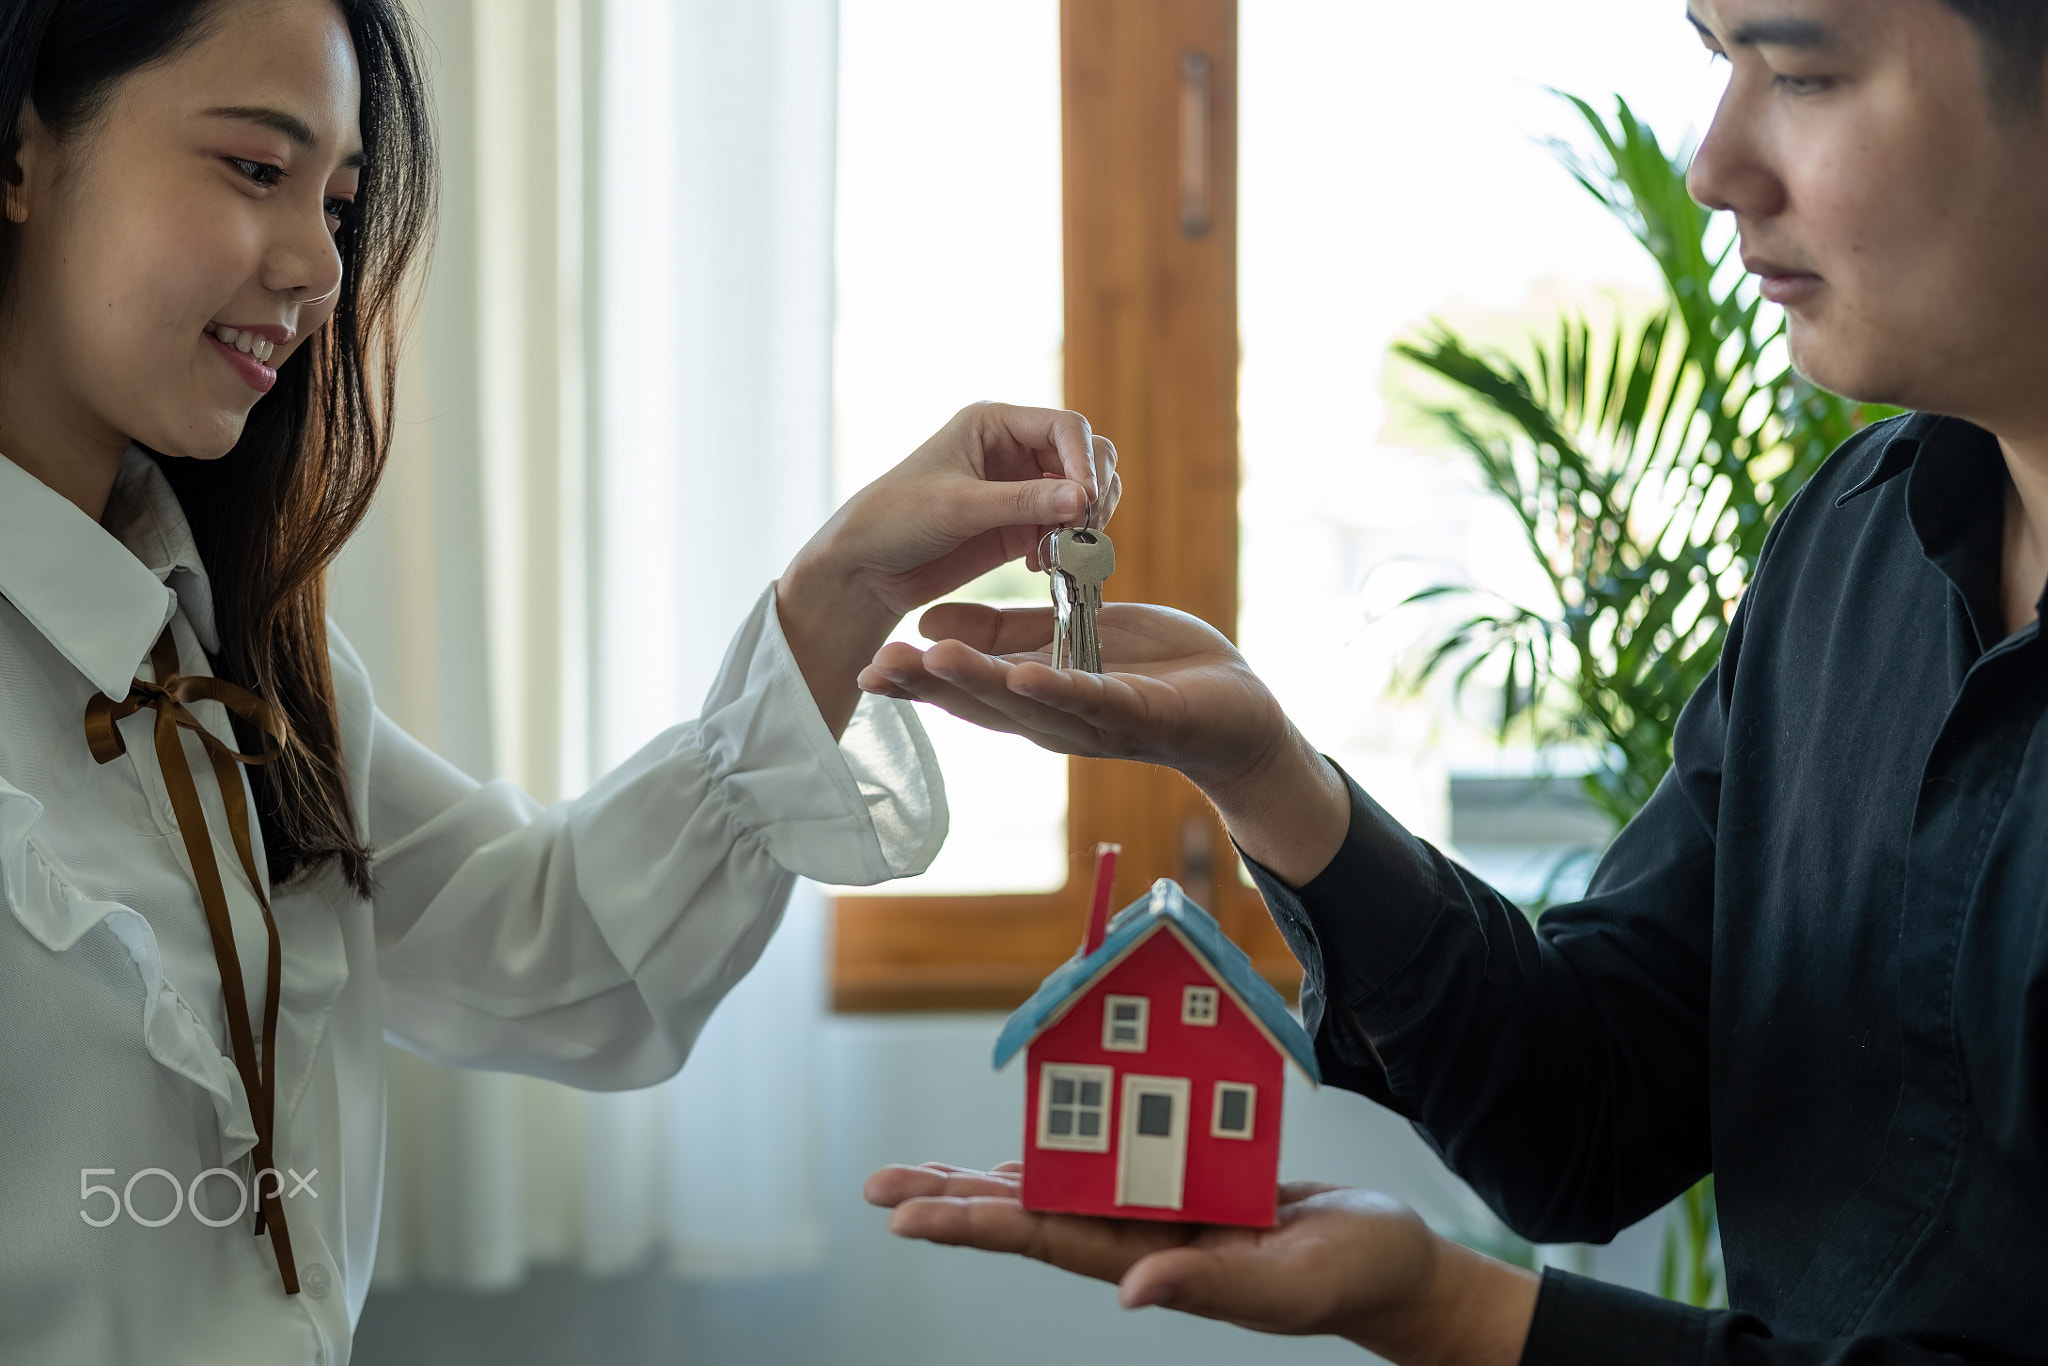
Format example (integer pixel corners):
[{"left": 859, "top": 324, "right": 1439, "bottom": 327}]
[{"left": 2, "top": 0, "right": 363, "bottom": 465}]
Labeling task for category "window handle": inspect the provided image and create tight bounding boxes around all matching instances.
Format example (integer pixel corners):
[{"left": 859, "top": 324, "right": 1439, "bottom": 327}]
[{"left": 1179, "top": 50, "right": 1212, "bottom": 238}]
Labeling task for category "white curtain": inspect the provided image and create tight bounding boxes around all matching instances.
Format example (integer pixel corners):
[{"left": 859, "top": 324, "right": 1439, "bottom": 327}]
[{"left": 329, "top": 0, "right": 839, "bottom": 1289}]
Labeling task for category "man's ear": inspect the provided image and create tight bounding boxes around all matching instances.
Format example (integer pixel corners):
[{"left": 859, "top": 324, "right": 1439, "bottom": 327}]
[{"left": 4, "top": 99, "right": 50, "bottom": 225}]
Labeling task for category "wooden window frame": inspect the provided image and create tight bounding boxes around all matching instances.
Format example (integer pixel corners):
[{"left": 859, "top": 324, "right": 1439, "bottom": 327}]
[{"left": 833, "top": 0, "right": 1301, "bottom": 1012}]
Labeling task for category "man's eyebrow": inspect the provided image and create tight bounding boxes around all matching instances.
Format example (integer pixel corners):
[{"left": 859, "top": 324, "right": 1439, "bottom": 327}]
[
  {"left": 1685, "top": 10, "right": 1839, "bottom": 49},
  {"left": 202, "top": 105, "right": 367, "bottom": 169}
]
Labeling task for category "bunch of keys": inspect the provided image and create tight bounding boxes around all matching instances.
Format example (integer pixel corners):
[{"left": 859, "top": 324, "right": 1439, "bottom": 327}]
[{"left": 1045, "top": 525, "right": 1115, "bottom": 672}]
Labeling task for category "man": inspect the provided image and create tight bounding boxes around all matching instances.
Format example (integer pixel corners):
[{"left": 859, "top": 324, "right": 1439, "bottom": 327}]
[{"left": 859, "top": 0, "right": 2048, "bottom": 1361}]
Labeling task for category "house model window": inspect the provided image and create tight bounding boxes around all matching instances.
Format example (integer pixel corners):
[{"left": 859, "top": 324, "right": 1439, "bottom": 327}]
[
  {"left": 1182, "top": 986, "right": 1219, "bottom": 1025},
  {"left": 1102, "top": 995, "right": 1149, "bottom": 1052},
  {"left": 1212, "top": 1082, "right": 1257, "bottom": 1140},
  {"left": 1039, "top": 1063, "right": 1113, "bottom": 1152}
]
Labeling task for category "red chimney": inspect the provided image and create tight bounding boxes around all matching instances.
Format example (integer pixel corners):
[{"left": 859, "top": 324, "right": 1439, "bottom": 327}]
[{"left": 1081, "top": 843, "right": 1120, "bottom": 956}]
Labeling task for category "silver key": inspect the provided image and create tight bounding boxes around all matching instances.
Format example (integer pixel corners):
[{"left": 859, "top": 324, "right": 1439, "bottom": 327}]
[{"left": 1046, "top": 527, "right": 1115, "bottom": 672}]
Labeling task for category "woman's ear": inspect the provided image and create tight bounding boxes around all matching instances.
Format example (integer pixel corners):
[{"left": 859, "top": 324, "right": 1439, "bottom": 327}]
[{"left": 4, "top": 99, "right": 51, "bottom": 225}]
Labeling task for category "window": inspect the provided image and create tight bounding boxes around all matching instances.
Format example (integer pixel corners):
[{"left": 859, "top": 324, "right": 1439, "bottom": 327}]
[
  {"left": 1102, "top": 995, "right": 1149, "bottom": 1052},
  {"left": 1038, "top": 1063, "right": 1112, "bottom": 1152},
  {"left": 831, "top": 1, "right": 1299, "bottom": 1013},
  {"left": 1212, "top": 1082, "right": 1257, "bottom": 1140},
  {"left": 1181, "top": 986, "right": 1219, "bottom": 1025}
]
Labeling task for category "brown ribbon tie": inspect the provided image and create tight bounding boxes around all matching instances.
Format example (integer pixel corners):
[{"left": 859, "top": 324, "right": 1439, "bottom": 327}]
[{"left": 85, "top": 628, "right": 301, "bottom": 1296}]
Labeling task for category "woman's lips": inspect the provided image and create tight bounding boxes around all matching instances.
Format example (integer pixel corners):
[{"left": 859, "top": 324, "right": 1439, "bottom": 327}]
[{"left": 206, "top": 330, "right": 278, "bottom": 393}]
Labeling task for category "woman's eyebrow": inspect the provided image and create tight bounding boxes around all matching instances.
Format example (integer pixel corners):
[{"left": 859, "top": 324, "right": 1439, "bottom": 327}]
[{"left": 202, "top": 104, "right": 367, "bottom": 169}]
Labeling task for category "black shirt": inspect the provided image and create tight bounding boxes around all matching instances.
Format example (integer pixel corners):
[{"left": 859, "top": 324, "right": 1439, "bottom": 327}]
[{"left": 1249, "top": 413, "right": 2048, "bottom": 1364}]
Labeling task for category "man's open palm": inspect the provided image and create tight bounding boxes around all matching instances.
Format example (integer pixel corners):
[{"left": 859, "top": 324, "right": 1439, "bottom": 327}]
[{"left": 864, "top": 1162, "right": 1450, "bottom": 1341}]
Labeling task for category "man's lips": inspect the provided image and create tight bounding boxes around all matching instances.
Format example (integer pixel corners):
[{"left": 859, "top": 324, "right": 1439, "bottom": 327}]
[{"left": 1744, "top": 255, "right": 1824, "bottom": 307}]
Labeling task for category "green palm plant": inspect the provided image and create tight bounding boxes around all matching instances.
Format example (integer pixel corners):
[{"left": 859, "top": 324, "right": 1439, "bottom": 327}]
[{"left": 1395, "top": 94, "right": 1894, "bottom": 1307}]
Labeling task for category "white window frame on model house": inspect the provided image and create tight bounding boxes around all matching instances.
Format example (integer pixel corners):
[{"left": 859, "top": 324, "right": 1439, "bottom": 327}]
[
  {"left": 1102, "top": 995, "right": 1150, "bottom": 1052},
  {"left": 1038, "top": 1063, "right": 1114, "bottom": 1152},
  {"left": 1182, "top": 985, "right": 1219, "bottom": 1025},
  {"left": 1211, "top": 1082, "right": 1258, "bottom": 1140}
]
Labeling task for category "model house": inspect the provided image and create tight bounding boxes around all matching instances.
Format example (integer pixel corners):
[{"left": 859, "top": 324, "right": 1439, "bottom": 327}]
[{"left": 992, "top": 876, "right": 1320, "bottom": 1228}]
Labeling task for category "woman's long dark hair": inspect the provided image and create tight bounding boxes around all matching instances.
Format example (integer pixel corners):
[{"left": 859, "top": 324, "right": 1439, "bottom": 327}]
[{"left": 0, "top": 0, "right": 436, "bottom": 897}]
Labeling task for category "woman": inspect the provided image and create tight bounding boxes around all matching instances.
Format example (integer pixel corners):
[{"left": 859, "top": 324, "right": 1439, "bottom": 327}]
[{"left": 0, "top": 0, "right": 1116, "bottom": 1360}]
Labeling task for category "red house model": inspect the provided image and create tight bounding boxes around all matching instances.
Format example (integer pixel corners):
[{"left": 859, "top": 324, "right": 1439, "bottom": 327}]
[{"left": 992, "top": 871, "right": 1320, "bottom": 1228}]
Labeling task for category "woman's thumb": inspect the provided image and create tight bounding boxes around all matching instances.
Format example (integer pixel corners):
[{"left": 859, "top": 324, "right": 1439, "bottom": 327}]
[{"left": 946, "top": 475, "right": 1086, "bottom": 537}]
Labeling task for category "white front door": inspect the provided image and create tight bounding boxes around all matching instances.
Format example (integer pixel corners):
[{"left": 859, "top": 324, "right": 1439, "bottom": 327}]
[{"left": 1116, "top": 1074, "right": 1191, "bottom": 1209}]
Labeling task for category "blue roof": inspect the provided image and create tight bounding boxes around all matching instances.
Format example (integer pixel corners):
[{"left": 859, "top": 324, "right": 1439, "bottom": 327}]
[{"left": 992, "top": 878, "right": 1320, "bottom": 1083}]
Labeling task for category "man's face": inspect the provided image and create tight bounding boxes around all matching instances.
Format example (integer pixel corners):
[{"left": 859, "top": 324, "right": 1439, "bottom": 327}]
[{"left": 1687, "top": 0, "right": 2048, "bottom": 436}]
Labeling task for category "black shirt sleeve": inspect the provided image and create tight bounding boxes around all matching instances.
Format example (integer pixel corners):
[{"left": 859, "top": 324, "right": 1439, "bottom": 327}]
[
  {"left": 1247, "top": 659, "right": 1726, "bottom": 1243},
  {"left": 1524, "top": 1272, "right": 1992, "bottom": 1365}
]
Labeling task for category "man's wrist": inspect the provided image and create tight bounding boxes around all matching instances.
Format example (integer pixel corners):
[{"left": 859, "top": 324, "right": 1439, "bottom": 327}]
[
  {"left": 1192, "top": 722, "right": 1350, "bottom": 888},
  {"left": 1349, "top": 1235, "right": 1540, "bottom": 1366}
]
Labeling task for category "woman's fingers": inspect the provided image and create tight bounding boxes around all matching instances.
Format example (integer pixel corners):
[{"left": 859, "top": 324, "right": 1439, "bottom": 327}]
[
  {"left": 964, "top": 402, "right": 1099, "bottom": 501},
  {"left": 1089, "top": 436, "right": 1121, "bottom": 529}
]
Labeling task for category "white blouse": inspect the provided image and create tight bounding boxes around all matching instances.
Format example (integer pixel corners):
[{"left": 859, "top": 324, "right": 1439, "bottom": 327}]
[{"left": 0, "top": 448, "right": 945, "bottom": 1365}]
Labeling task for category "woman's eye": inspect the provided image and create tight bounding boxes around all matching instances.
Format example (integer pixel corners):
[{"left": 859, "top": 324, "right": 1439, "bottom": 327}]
[
  {"left": 230, "top": 157, "right": 286, "bottom": 187},
  {"left": 324, "top": 196, "right": 352, "bottom": 223}
]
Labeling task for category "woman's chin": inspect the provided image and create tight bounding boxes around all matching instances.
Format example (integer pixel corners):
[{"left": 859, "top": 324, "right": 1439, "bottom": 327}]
[{"left": 141, "top": 415, "right": 249, "bottom": 462}]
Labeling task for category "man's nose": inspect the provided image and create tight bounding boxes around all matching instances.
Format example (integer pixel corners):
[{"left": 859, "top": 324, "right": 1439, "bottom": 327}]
[{"left": 1686, "top": 91, "right": 1786, "bottom": 219}]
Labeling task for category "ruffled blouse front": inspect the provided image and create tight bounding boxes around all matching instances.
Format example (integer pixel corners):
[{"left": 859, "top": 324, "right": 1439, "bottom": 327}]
[{"left": 0, "top": 448, "right": 946, "bottom": 1365}]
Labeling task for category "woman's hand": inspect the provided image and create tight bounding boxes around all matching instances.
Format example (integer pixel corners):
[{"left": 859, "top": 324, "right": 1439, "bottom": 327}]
[
  {"left": 777, "top": 402, "right": 1120, "bottom": 738},
  {"left": 864, "top": 1163, "right": 1538, "bottom": 1365},
  {"left": 857, "top": 601, "right": 1350, "bottom": 886}
]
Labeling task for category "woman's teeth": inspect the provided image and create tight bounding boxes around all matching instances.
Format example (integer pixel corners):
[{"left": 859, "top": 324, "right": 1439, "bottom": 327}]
[{"left": 205, "top": 323, "right": 276, "bottom": 364}]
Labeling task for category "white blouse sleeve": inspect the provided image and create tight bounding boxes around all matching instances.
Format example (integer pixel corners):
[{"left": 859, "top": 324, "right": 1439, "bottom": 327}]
[{"left": 342, "top": 585, "right": 945, "bottom": 1089}]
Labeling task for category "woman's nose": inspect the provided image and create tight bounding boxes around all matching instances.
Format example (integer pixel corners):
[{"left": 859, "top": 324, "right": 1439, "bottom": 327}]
[{"left": 266, "top": 207, "right": 345, "bottom": 306}]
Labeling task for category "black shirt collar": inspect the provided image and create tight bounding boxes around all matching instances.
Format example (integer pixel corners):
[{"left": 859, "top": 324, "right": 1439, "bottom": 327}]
[{"left": 1873, "top": 414, "right": 2025, "bottom": 655}]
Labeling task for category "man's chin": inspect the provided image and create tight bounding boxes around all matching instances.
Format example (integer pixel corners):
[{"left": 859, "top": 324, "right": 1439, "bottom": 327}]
[{"left": 1783, "top": 328, "right": 1918, "bottom": 414}]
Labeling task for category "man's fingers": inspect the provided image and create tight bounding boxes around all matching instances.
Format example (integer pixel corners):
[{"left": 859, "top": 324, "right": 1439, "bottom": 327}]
[
  {"left": 1119, "top": 1243, "right": 1331, "bottom": 1333},
  {"left": 868, "top": 646, "right": 1088, "bottom": 744},
  {"left": 887, "top": 1196, "right": 1049, "bottom": 1257},
  {"left": 891, "top": 1197, "right": 1188, "bottom": 1288},
  {"left": 919, "top": 602, "right": 1057, "bottom": 655},
  {"left": 1276, "top": 1180, "right": 1349, "bottom": 1207},
  {"left": 864, "top": 1164, "right": 1022, "bottom": 1208}
]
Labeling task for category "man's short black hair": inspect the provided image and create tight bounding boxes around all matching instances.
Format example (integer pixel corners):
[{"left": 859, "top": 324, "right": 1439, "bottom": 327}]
[{"left": 1939, "top": 0, "right": 2048, "bottom": 114}]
